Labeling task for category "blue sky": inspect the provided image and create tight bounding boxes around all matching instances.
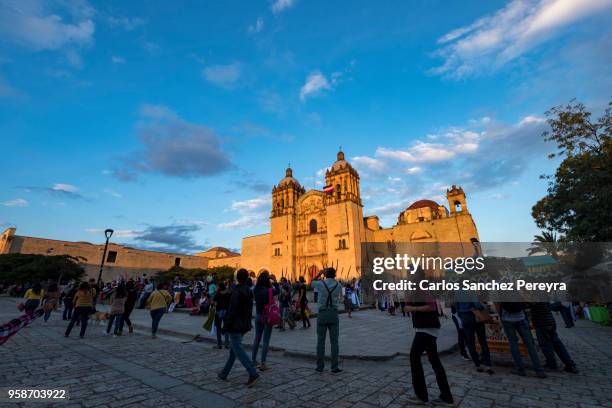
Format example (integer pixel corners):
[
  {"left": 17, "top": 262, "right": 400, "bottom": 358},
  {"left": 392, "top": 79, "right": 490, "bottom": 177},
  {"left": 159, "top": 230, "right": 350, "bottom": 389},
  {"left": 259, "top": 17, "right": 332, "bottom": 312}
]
[{"left": 1, "top": 0, "right": 611, "bottom": 253}]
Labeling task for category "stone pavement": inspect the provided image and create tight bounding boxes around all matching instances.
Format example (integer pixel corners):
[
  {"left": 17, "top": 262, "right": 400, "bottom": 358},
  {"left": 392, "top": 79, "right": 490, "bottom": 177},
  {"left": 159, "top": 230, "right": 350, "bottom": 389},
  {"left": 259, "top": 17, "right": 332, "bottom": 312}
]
[
  {"left": 96, "top": 303, "right": 458, "bottom": 360},
  {"left": 1, "top": 297, "right": 612, "bottom": 408}
]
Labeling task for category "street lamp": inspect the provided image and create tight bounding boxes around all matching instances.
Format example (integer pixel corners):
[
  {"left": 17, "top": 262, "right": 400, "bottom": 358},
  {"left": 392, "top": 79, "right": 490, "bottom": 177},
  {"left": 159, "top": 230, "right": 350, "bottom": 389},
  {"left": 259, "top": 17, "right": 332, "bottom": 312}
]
[{"left": 96, "top": 228, "right": 114, "bottom": 288}]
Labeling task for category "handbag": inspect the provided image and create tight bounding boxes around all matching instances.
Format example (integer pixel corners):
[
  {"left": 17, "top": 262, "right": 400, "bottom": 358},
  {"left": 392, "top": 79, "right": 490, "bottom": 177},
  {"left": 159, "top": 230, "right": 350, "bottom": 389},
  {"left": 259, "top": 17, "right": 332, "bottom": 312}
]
[
  {"left": 203, "top": 304, "right": 216, "bottom": 331},
  {"left": 264, "top": 288, "right": 281, "bottom": 326},
  {"left": 473, "top": 308, "right": 491, "bottom": 323}
]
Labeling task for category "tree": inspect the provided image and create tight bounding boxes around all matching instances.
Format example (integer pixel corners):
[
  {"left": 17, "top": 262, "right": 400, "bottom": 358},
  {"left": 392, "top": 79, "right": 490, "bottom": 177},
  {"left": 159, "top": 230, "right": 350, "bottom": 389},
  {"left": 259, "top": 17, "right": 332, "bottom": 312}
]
[
  {"left": 532, "top": 100, "right": 612, "bottom": 242},
  {"left": 0, "top": 254, "right": 86, "bottom": 285},
  {"left": 527, "top": 231, "right": 564, "bottom": 259},
  {"left": 155, "top": 265, "right": 236, "bottom": 284}
]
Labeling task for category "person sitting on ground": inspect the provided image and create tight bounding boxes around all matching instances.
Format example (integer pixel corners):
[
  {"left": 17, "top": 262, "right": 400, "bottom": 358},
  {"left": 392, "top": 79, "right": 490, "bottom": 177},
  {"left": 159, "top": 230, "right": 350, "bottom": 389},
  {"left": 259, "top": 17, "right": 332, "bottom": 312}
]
[
  {"left": 218, "top": 268, "right": 259, "bottom": 388},
  {"left": 23, "top": 282, "right": 44, "bottom": 315},
  {"left": 311, "top": 268, "right": 343, "bottom": 373}
]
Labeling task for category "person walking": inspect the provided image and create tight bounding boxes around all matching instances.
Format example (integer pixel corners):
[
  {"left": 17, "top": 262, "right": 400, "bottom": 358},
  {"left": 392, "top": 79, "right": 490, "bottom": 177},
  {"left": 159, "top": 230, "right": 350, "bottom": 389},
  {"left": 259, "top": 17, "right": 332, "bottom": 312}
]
[
  {"left": 530, "top": 302, "right": 578, "bottom": 373},
  {"left": 120, "top": 280, "right": 137, "bottom": 334},
  {"left": 456, "top": 297, "right": 494, "bottom": 374},
  {"left": 311, "top": 268, "right": 343, "bottom": 373},
  {"left": 218, "top": 268, "right": 259, "bottom": 387},
  {"left": 404, "top": 288, "right": 454, "bottom": 406},
  {"left": 62, "top": 283, "right": 76, "bottom": 321},
  {"left": 343, "top": 282, "right": 354, "bottom": 318},
  {"left": 251, "top": 271, "right": 278, "bottom": 371},
  {"left": 43, "top": 282, "right": 59, "bottom": 322},
  {"left": 278, "top": 277, "right": 293, "bottom": 331},
  {"left": 498, "top": 302, "right": 546, "bottom": 378},
  {"left": 213, "top": 281, "right": 231, "bottom": 349},
  {"left": 146, "top": 283, "right": 173, "bottom": 339},
  {"left": 23, "top": 283, "right": 44, "bottom": 315},
  {"left": 106, "top": 284, "right": 127, "bottom": 336},
  {"left": 298, "top": 276, "right": 310, "bottom": 329},
  {"left": 65, "top": 282, "right": 96, "bottom": 338}
]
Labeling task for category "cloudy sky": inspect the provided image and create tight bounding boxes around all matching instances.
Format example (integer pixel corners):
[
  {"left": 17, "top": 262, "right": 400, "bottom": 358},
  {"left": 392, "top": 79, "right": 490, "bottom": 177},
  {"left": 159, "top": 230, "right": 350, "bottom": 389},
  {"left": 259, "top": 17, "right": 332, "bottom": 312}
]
[{"left": 1, "top": 0, "right": 610, "bottom": 253}]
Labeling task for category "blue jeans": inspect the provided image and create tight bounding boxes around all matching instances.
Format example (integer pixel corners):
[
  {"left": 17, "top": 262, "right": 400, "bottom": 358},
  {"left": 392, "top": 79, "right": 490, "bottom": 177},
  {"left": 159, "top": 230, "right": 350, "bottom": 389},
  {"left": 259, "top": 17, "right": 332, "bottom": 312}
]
[
  {"left": 535, "top": 324, "right": 575, "bottom": 368},
  {"left": 150, "top": 308, "right": 165, "bottom": 335},
  {"left": 215, "top": 310, "right": 229, "bottom": 347},
  {"left": 502, "top": 319, "right": 544, "bottom": 373},
  {"left": 220, "top": 333, "right": 257, "bottom": 378},
  {"left": 460, "top": 312, "right": 491, "bottom": 367},
  {"left": 252, "top": 314, "right": 272, "bottom": 364},
  {"left": 65, "top": 306, "right": 90, "bottom": 337},
  {"left": 107, "top": 313, "right": 124, "bottom": 335}
]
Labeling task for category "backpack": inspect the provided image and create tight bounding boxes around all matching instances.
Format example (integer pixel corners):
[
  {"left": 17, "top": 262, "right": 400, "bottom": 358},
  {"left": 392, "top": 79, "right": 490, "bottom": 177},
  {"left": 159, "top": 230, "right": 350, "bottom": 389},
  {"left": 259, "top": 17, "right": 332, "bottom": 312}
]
[{"left": 264, "top": 288, "right": 281, "bottom": 326}]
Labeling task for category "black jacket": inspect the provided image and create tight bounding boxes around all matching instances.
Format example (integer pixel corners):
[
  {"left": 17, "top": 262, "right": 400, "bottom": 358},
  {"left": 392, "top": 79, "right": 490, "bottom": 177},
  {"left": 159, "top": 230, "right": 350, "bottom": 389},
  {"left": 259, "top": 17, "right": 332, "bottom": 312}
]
[
  {"left": 411, "top": 301, "right": 441, "bottom": 329},
  {"left": 224, "top": 284, "right": 253, "bottom": 334}
]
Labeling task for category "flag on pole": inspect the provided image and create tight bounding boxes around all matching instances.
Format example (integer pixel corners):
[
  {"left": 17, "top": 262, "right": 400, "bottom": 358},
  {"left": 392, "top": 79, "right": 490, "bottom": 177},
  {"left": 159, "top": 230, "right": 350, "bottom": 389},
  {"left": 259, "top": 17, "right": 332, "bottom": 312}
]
[{"left": 322, "top": 185, "right": 334, "bottom": 194}]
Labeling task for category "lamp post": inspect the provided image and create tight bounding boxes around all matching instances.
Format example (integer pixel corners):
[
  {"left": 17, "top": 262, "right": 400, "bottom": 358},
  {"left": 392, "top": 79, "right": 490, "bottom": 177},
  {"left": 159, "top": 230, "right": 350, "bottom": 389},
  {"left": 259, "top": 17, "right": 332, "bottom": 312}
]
[{"left": 97, "top": 229, "right": 114, "bottom": 288}]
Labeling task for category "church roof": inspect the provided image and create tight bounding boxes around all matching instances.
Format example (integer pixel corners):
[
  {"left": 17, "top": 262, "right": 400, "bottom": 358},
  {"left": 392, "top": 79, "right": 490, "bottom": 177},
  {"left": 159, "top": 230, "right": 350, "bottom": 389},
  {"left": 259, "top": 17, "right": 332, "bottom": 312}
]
[
  {"left": 406, "top": 199, "right": 441, "bottom": 211},
  {"left": 277, "top": 167, "right": 301, "bottom": 188},
  {"left": 330, "top": 150, "right": 353, "bottom": 172}
]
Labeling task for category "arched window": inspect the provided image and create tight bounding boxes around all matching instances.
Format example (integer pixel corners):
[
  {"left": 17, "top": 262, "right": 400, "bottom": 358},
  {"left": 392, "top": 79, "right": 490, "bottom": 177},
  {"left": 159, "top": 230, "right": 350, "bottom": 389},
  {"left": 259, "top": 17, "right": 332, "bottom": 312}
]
[
  {"left": 454, "top": 201, "right": 462, "bottom": 212},
  {"left": 309, "top": 219, "right": 318, "bottom": 234}
]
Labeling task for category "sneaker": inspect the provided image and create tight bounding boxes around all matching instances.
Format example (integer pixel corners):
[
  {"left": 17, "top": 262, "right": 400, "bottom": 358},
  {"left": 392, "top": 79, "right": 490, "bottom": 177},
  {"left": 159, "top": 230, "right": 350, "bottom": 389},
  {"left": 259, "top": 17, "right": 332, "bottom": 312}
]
[
  {"left": 217, "top": 373, "right": 228, "bottom": 381},
  {"left": 128, "top": 326, "right": 133, "bottom": 334},
  {"left": 259, "top": 364, "right": 271, "bottom": 372},
  {"left": 405, "top": 396, "right": 428, "bottom": 405},
  {"left": 112, "top": 334, "right": 117, "bottom": 338},
  {"left": 151, "top": 335, "right": 157, "bottom": 339},
  {"left": 331, "top": 368, "right": 343, "bottom": 374},
  {"left": 511, "top": 369, "right": 527, "bottom": 377},
  {"left": 476, "top": 367, "right": 484, "bottom": 373},
  {"left": 486, "top": 368, "right": 494, "bottom": 375},
  {"left": 214, "top": 345, "right": 223, "bottom": 349},
  {"left": 432, "top": 397, "right": 454, "bottom": 406},
  {"left": 564, "top": 365, "right": 579, "bottom": 374},
  {"left": 246, "top": 375, "right": 260, "bottom": 388},
  {"left": 117, "top": 331, "right": 123, "bottom": 336},
  {"left": 461, "top": 353, "right": 471, "bottom": 361},
  {"left": 79, "top": 335, "right": 84, "bottom": 339},
  {"left": 315, "top": 367, "right": 324, "bottom": 373}
]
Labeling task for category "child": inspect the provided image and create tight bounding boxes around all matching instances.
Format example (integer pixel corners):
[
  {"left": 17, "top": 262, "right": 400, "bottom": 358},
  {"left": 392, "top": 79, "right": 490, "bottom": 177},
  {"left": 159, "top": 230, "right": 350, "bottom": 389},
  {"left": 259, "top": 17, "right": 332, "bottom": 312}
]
[{"left": 107, "top": 285, "right": 127, "bottom": 336}]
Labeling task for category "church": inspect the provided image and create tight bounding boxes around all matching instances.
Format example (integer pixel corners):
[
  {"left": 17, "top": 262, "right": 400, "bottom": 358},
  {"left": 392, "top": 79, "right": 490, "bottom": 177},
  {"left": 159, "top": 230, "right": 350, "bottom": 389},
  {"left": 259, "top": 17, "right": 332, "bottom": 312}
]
[{"left": 236, "top": 150, "right": 481, "bottom": 281}]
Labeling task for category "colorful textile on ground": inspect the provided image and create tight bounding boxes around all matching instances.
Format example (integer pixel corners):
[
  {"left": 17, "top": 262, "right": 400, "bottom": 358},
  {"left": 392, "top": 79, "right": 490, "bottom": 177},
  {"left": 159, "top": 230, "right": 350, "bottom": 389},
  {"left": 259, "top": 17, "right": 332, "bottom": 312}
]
[{"left": 0, "top": 309, "right": 44, "bottom": 345}]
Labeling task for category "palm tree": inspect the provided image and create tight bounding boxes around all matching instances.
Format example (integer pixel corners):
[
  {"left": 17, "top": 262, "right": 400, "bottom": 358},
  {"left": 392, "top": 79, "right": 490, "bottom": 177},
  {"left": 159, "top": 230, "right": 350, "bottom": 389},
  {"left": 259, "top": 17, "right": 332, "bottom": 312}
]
[{"left": 528, "top": 231, "right": 564, "bottom": 259}]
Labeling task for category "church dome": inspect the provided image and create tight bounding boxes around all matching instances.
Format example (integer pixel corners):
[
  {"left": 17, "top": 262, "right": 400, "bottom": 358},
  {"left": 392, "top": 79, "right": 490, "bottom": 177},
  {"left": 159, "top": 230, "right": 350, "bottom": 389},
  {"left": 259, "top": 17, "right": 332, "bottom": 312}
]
[
  {"left": 406, "top": 199, "right": 440, "bottom": 212},
  {"left": 277, "top": 167, "right": 301, "bottom": 188},
  {"left": 330, "top": 150, "right": 353, "bottom": 172}
]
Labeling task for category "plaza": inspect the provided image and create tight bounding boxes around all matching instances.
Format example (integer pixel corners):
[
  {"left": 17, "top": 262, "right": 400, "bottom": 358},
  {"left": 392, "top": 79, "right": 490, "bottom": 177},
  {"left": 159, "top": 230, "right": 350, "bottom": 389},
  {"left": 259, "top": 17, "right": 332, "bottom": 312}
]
[{"left": 1, "top": 297, "right": 611, "bottom": 408}]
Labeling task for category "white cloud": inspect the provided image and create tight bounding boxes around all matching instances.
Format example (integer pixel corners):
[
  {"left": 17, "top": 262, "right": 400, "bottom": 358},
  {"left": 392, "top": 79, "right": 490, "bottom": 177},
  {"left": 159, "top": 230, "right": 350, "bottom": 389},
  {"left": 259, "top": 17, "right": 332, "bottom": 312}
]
[
  {"left": 432, "top": 0, "right": 612, "bottom": 78},
  {"left": 103, "top": 189, "right": 121, "bottom": 198},
  {"left": 107, "top": 16, "right": 145, "bottom": 31},
  {"left": 111, "top": 55, "right": 125, "bottom": 64},
  {"left": 518, "top": 115, "right": 546, "bottom": 126},
  {"left": 271, "top": 0, "right": 296, "bottom": 14},
  {"left": 300, "top": 71, "right": 331, "bottom": 101},
  {"left": 2, "top": 198, "right": 28, "bottom": 207},
  {"left": 218, "top": 195, "right": 270, "bottom": 230},
  {"left": 202, "top": 63, "right": 241, "bottom": 88},
  {"left": 52, "top": 183, "right": 78, "bottom": 193},
  {"left": 248, "top": 17, "right": 264, "bottom": 34},
  {"left": 85, "top": 228, "right": 140, "bottom": 238},
  {"left": 0, "top": 0, "right": 95, "bottom": 51}
]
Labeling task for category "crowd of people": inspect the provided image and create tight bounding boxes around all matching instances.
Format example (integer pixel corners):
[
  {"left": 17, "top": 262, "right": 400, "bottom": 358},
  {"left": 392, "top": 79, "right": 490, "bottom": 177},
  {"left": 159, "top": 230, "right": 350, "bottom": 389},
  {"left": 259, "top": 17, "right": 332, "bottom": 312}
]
[{"left": 9, "top": 269, "right": 585, "bottom": 405}]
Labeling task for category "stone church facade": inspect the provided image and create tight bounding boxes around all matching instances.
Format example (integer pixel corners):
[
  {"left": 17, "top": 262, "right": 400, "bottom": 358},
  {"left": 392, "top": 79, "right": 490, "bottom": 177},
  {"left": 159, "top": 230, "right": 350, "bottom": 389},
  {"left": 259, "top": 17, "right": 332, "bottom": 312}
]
[{"left": 238, "top": 150, "right": 480, "bottom": 281}]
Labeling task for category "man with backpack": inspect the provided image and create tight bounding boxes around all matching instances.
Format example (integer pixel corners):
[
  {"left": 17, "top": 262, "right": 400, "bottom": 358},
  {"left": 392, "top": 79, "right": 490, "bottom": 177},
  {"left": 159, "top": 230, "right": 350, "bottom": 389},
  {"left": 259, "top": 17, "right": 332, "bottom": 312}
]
[
  {"left": 497, "top": 302, "right": 547, "bottom": 378},
  {"left": 311, "top": 267, "right": 343, "bottom": 373}
]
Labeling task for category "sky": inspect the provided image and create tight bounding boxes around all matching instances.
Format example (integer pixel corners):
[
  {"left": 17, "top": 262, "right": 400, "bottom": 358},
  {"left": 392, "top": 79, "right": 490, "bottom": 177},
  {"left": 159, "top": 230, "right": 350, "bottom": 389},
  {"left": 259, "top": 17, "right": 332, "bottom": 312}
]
[{"left": 0, "top": 0, "right": 611, "bottom": 254}]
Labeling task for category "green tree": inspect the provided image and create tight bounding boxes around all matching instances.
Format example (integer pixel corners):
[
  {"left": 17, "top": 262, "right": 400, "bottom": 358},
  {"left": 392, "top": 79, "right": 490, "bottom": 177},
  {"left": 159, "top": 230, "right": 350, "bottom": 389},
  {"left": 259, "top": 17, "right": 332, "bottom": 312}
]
[
  {"left": 0, "top": 253, "right": 86, "bottom": 285},
  {"left": 527, "top": 231, "right": 564, "bottom": 259},
  {"left": 532, "top": 100, "right": 612, "bottom": 242}
]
